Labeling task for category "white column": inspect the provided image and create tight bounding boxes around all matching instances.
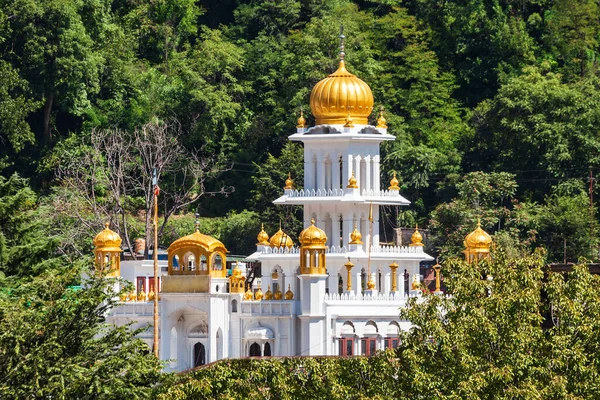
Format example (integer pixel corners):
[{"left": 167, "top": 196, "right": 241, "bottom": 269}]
[
  {"left": 328, "top": 273, "right": 338, "bottom": 295},
  {"left": 345, "top": 154, "right": 354, "bottom": 188},
  {"left": 354, "top": 155, "right": 361, "bottom": 192},
  {"left": 332, "top": 155, "right": 340, "bottom": 190},
  {"left": 373, "top": 155, "right": 380, "bottom": 193},
  {"left": 355, "top": 272, "right": 362, "bottom": 296},
  {"left": 365, "top": 155, "right": 372, "bottom": 192},
  {"left": 384, "top": 272, "right": 391, "bottom": 293},
  {"left": 332, "top": 215, "right": 341, "bottom": 248},
  {"left": 316, "top": 152, "right": 324, "bottom": 192},
  {"left": 306, "top": 153, "right": 315, "bottom": 190},
  {"left": 342, "top": 212, "right": 353, "bottom": 248},
  {"left": 400, "top": 269, "right": 406, "bottom": 297}
]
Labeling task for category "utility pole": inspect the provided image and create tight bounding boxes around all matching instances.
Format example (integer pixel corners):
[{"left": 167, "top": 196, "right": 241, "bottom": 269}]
[{"left": 152, "top": 168, "right": 160, "bottom": 358}]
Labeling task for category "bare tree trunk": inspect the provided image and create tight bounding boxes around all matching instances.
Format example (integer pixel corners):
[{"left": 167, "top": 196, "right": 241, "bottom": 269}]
[{"left": 43, "top": 93, "right": 54, "bottom": 143}]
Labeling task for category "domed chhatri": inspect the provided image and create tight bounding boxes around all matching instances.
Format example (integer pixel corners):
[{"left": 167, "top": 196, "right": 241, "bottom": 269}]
[
  {"left": 409, "top": 224, "right": 424, "bottom": 247},
  {"left": 269, "top": 227, "right": 294, "bottom": 248},
  {"left": 93, "top": 222, "right": 123, "bottom": 277},
  {"left": 309, "top": 33, "right": 374, "bottom": 126},
  {"left": 299, "top": 218, "right": 328, "bottom": 247},
  {"left": 349, "top": 224, "right": 363, "bottom": 245},
  {"left": 464, "top": 219, "right": 492, "bottom": 262},
  {"left": 256, "top": 224, "right": 270, "bottom": 246}
]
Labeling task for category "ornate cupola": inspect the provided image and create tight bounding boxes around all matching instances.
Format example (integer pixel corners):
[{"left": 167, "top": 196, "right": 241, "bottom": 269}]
[
  {"left": 299, "top": 219, "right": 327, "bottom": 275},
  {"left": 93, "top": 222, "right": 123, "bottom": 277},
  {"left": 256, "top": 224, "right": 270, "bottom": 246},
  {"left": 167, "top": 218, "right": 228, "bottom": 277},
  {"left": 409, "top": 224, "right": 424, "bottom": 247},
  {"left": 309, "top": 31, "right": 374, "bottom": 126},
  {"left": 464, "top": 219, "right": 492, "bottom": 262},
  {"left": 269, "top": 226, "right": 294, "bottom": 248}
]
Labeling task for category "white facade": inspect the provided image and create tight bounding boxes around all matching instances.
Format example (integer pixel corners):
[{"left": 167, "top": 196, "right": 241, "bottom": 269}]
[{"left": 106, "top": 119, "right": 433, "bottom": 372}]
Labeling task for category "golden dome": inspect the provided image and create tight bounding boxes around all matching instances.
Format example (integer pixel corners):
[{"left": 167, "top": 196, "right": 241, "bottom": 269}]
[
  {"left": 169, "top": 227, "right": 227, "bottom": 254},
  {"left": 464, "top": 219, "right": 492, "bottom": 250},
  {"left": 148, "top": 288, "right": 155, "bottom": 301},
  {"left": 347, "top": 172, "right": 358, "bottom": 189},
  {"left": 274, "top": 289, "right": 283, "bottom": 300},
  {"left": 349, "top": 224, "right": 363, "bottom": 245},
  {"left": 285, "top": 284, "right": 294, "bottom": 300},
  {"left": 299, "top": 219, "right": 327, "bottom": 246},
  {"left": 376, "top": 106, "right": 388, "bottom": 129},
  {"left": 264, "top": 285, "right": 273, "bottom": 300},
  {"left": 367, "top": 275, "right": 375, "bottom": 290},
  {"left": 388, "top": 172, "right": 400, "bottom": 190},
  {"left": 409, "top": 224, "right": 424, "bottom": 247},
  {"left": 93, "top": 222, "right": 122, "bottom": 251},
  {"left": 255, "top": 286, "right": 263, "bottom": 301},
  {"left": 269, "top": 228, "right": 294, "bottom": 248},
  {"left": 310, "top": 60, "right": 374, "bottom": 126},
  {"left": 284, "top": 172, "right": 294, "bottom": 190},
  {"left": 244, "top": 285, "right": 254, "bottom": 301},
  {"left": 137, "top": 291, "right": 146, "bottom": 302},
  {"left": 296, "top": 109, "right": 306, "bottom": 128},
  {"left": 256, "top": 224, "right": 270, "bottom": 245}
]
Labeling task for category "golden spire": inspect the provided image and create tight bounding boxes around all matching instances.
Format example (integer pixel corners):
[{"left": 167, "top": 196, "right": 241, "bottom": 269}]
[
  {"left": 409, "top": 224, "right": 424, "bottom": 247},
  {"left": 244, "top": 284, "right": 254, "bottom": 301},
  {"left": 349, "top": 224, "right": 363, "bottom": 245},
  {"left": 388, "top": 172, "right": 400, "bottom": 190},
  {"left": 367, "top": 274, "right": 376, "bottom": 290},
  {"left": 376, "top": 106, "right": 388, "bottom": 128},
  {"left": 284, "top": 172, "right": 294, "bottom": 190},
  {"left": 285, "top": 284, "right": 294, "bottom": 300},
  {"left": 343, "top": 107, "right": 354, "bottom": 128},
  {"left": 264, "top": 284, "right": 273, "bottom": 300},
  {"left": 256, "top": 223, "right": 270, "bottom": 245},
  {"left": 346, "top": 171, "right": 358, "bottom": 189},
  {"left": 255, "top": 285, "right": 264, "bottom": 301},
  {"left": 411, "top": 274, "right": 421, "bottom": 291},
  {"left": 296, "top": 108, "right": 306, "bottom": 128},
  {"left": 344, "top": 260, "right": 354, "bottom": 291}
]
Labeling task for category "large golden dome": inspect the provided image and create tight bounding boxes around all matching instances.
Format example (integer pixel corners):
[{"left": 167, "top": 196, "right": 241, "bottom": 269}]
[
  {"left": 169, "top": 228, "right": 227, "bottom": 254},
  {"left": 464, "top": 220, "right": 492, "bottom": 250},
  {"left": 310, "top": 60, "right": 374, "bottom": 126},
  {"left": 299, "top": 219, "right": 327, "bottom": 246},
  {"left": 93, "top": 222, "right": 122, "bottom": 251},
  {"left": 269, "top": 228, "right": 294, "bottom": 248}
]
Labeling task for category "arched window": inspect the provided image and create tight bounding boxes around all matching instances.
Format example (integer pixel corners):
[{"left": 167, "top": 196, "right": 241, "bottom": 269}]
[
  {"left": 193, "top": 342, "right": 205, "bottom": 367},
  {"left": 231, "top": 299, "right": 238, "bottom": 313},
  {"left": 200, "top": 255, "right": 207, "bottom": 272},
  {"left": 264, "top": 342, "right": 271, "bottom": 357},
  {"left": 213, "top": 253, "right": 223, "bottom": 271},
  {"left": 249, "top": 342, "right": 261, "bottom": 357},
  {"left": 172, "top": 255, "right": 180, "bottom": 271}
]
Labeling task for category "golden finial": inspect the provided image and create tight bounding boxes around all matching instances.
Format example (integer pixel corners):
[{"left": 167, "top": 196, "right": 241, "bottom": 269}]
[
  {"left": 119, "top": 291, "right": 127, "bottom": 302},
  {"left": 129, "top": 291, "right": 136, "bottom": 302},
  {"left": 284, "top": 172, "right": 294, "bottom": 190},
  {"left": 285, "top": 284, "right": 294, "bottom": 300},
  {"left": 255, "top": 285, "right": 264, "bottom": 301},
  {"left": 339, "top": 25, "right": 345, "bottom": 62},
  {"left": 409, "top": 224, "right": 424, "bottom": 247},
  {"left": 367, "top": 274, "right": 376, "bottom": 290},
  {"left": 343, "top": 107, "right": 354, "bottom": 128},
  {"left": 349, "top": 224, "right": 363, "bottom": 245},
  {"left": 411, "top": 274, "right": 421, "bottom": 291},
  {"left": 388, "top": 172, "right": 400, "bottom": 190},
  {"left": 346, "top": 171, "right": 358, "bottom": 189},
  {"left": 257, "top": 224, "right": 270, "bottom": 245},
  {"left": 376, "top": 106, "right": 388, "bottom": 129},
  {"left": 148, "top": 286, "right": 155, "bottom": 301},
  {"left": 274, "top": 288, "right": 283, "bottom": 300},
  {"left": 137, "top": 291, "right": 146, "bottom": 302},
  {"left": 296, "top": 108, "right": 306, "bottom": 128},
  {"left": 194, "top": 212, "right": 200, "bottom": 232},
  {"left": 244, "top": 284, "right": 254, "bottom": 301},
  {"left": 264, "top": 284, "right": 273, "bottom": 300}
]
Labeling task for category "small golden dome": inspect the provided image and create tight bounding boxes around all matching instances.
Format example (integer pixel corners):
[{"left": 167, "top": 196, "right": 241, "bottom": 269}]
[
  {"left": 244, "top": 285, "right": 254, "bottom": 301},
  {"left": 367, "top": 275, "right": 375, "bottom": 290},
  {"left": 310, "top": 60, "right": 374, "bottom": 126},
  {"left": 148, "top": 289, "right": 155, "bottom": 301},
  {"left": 232, "top": 262, "right": 243, "bottom": 277},
  {"left": 285, "top": 284, "right": 294, "bottom": 300},
  {"left": 93, "top": 222, "right": 122, "bottom": 251},
  {"left": 347, "top": 172, "right": 358, "bottom": 189},
  {"left": 464, "top": 219, "right": 492, "bottom": 250},
  {"left": 299, "top": 219, "right": 327, "bottom": 246},
  {"left": 297, "top": 109, "right": 306, "bottom": 128},
  {"left": 264, "top": 285, "right": 273, "bottom": 300},
  {"left": 411, "top": 274, "right": 421, "bottom": 290},
  {"left": 343, "top": 109, "right": 354, "bottom": 128},
  {"left": 409, "top": 224, "right": 424, "bottom": 247},
  {"left": 137, "top": 291, "right": 146, "bottom": 302},
  {"left": 129, "top": 291, "right": 136, "bottom": 301},
  {"left": 269, "top": 228, "right": 294, "bottom": 248},
  {"left": 349, "top": 224, "right": 363, "bottom": 245},
  {"left": 376, "top": 106, "right": 388, "bottom": 129},
  {"left": 256, "top": 224, "right": 270, "bottom": 245},
  {"left": 388, "top": 172, "right": 400, "bottom": 190},
  {"left": 119, "top": 292, "right": 127, "bottom": 302},
  {"left": 274, "top": 289, "right": 283, "bottom": 300},
  {"left": 255, "top": 286, "right": 264, "bottom": 301},
  {"left": 284, "top": 172, "right": 294, "bottom": 190}
]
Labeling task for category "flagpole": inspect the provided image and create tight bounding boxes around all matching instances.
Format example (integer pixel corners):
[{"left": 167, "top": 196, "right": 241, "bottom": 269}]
[{"left": 152, "top": 168, "right": 159, "bottom": 358}]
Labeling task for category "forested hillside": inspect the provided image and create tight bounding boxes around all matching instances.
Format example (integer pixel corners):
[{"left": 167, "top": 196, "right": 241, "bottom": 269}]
[{"left": 1, "top": 0, "right": 599, "bottom": 264}]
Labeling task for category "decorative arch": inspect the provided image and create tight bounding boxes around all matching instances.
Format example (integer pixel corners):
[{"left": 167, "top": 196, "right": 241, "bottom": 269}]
[
  {"left": 340, "top": 321, "right": 355, "bottom": 335},
  {"left": 193, "top": 342, "right": 206, "bottom": 367},
  {"left": 364, "top": 320, "right": 379, "bottom": 335}
]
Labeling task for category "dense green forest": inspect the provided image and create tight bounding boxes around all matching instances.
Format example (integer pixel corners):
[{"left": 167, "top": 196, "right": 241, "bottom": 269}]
[{"left": 1, "top": 0, "right": 600, "bottom": 267}]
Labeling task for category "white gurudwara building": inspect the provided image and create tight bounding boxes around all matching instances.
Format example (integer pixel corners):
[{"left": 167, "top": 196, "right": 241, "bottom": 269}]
[{"left": 98, "top": 44, "right": 468, "bottom": 372}]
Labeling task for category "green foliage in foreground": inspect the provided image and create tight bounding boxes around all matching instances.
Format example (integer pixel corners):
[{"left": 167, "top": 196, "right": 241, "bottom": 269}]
[
  {"left": 158, "top": 250, "right": 600, "bottom": 399},
  {"left": 0, "top": 268, "right": 162, "bottom": 399}
]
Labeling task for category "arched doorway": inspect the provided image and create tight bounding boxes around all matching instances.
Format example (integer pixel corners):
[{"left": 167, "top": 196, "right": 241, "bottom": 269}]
[
  {"left": 193, "top": 342, "right": 206, "bottom": 367},
  {"left": 249, "top": 342, "right": 261, "bottom": 357},
  {"left": 264, "top": 342, "right": 271, "bottom": 357}
]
